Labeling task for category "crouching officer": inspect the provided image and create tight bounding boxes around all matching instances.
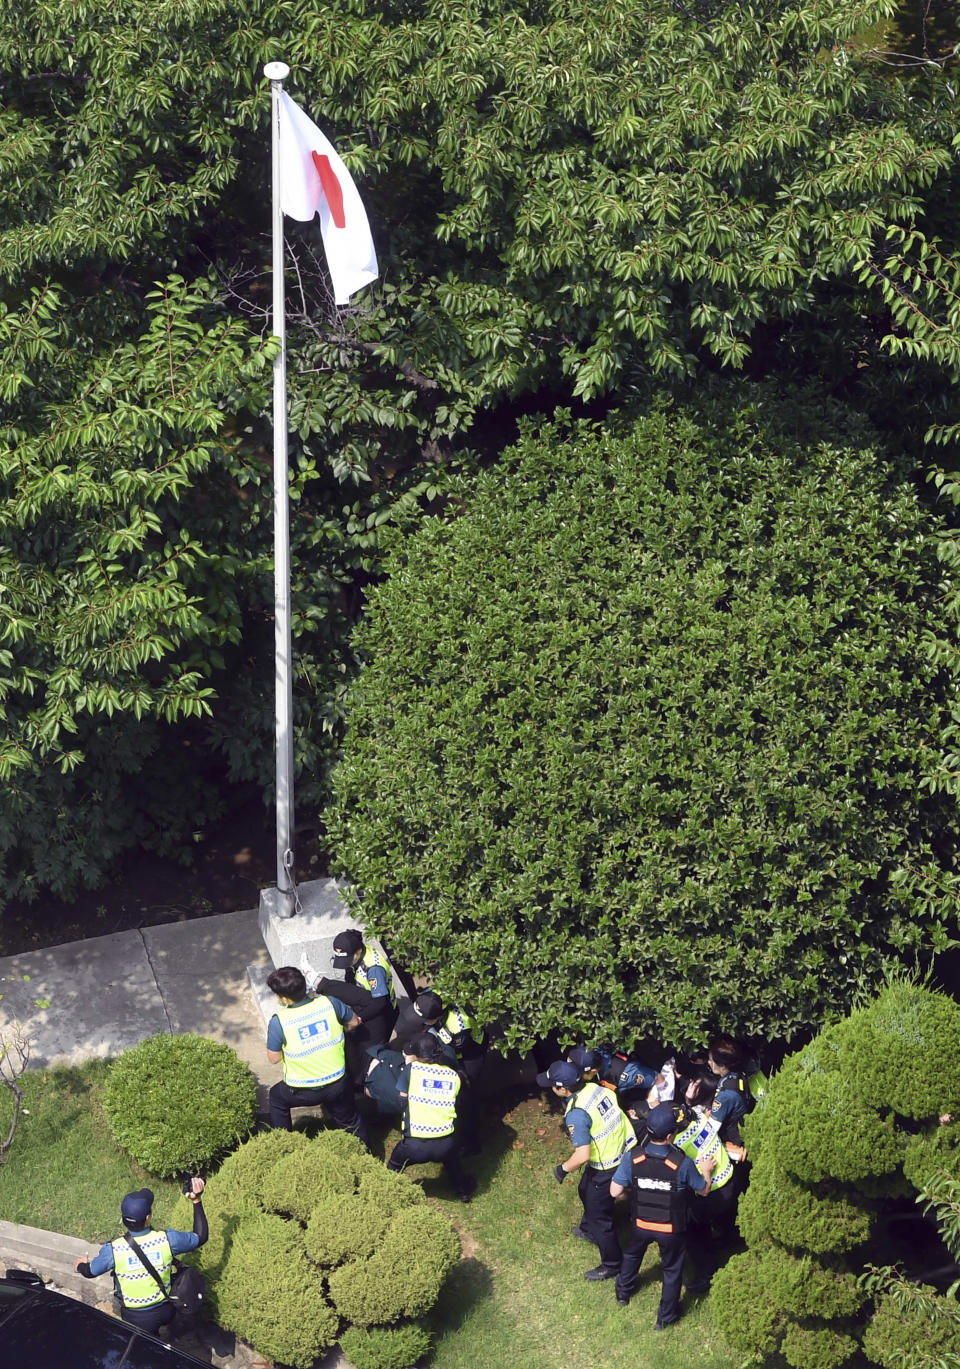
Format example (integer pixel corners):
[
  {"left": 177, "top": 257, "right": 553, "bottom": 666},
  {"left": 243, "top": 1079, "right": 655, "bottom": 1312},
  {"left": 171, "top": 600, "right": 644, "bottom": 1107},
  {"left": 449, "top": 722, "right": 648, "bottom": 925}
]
[
  {"left": 610, "top": 1104, "right": 716, "bottom": 1328},
  {"left": 75, "top": 1181, "right": 207, "bottom": 1335},
  {"left": 387, "top": 1032, "right": 477, "bottom": 1201},
  {"left": 538, "top": 1059, "right": 635, "bottom": 1282},
  {"left": 265, "top": 965, "right": 369, "bottom": 1146}
]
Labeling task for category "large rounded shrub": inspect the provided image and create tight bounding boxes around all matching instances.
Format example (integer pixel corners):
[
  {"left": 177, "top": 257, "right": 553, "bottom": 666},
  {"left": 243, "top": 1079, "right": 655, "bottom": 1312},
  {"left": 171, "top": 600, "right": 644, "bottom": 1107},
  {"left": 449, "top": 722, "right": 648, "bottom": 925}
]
[
  {"left": 326, "top": 392, "right": 955, "bottom": 1049},
  {"left": 712, "top": 981, "right": 960, "bottom": 1369},
  {"left": 173, "top": 1130, "right": 459, "bottom": 1369},
  {"left": 102, "top": 1033, "right": 257, "bottom": 1176}
]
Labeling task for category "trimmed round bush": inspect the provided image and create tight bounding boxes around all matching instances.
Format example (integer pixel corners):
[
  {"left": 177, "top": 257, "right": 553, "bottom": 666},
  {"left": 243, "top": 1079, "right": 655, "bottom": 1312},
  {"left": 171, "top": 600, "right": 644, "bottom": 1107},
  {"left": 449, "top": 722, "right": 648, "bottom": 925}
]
[
  {"left": 340, "top": 1323, "right": 432, "bottom": 1369},
  {"left": 710, "top": 1249, "right": 789, "bottom": 1356},
  {"left": 782, "top": 1324, "right": 857, "bottom": 1369},
  {"left": 837, "top": 982, "right": 960, "bottom": 1120},
  {"left": 736, "top": 1164, "right": 871, "bottom": 1255},
  {"left": 903, "top": 1121, "right": 960, "bottom": 1189},
  {"left": 753, "top": 1070, "right": 901, "bottom": 1185},
  {"left": 327, "top": 1204, "right": 462, "bottom": 1327},
  {"left": 327, "top": 394, "right": 954, "bottom": 1050},
  {"left": 102, "top": 1032, "right": 257, "bottom": 1176},
  {"left": 715, "top": 982, "right": 960, "bottom": 1369},
  {"left": 213, "top": 1213, "right": 339, "bottom": 1367},
  {"left": 174, "top": 1130, "right": 459, "bottom": 1369}
]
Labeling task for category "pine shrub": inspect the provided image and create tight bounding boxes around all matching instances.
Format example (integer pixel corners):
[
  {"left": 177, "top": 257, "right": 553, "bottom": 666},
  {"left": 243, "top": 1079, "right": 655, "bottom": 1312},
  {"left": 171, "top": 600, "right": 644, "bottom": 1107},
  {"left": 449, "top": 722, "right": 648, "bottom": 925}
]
[
  {"left": 327, "top": 1205, "right": 462, "bottom": 1327},
  {"left": 782, "top": 1324, "right": 857, "bottom": 1369},
  {"left": 339, "top": 1323, "right": 432, "bottom": 1369},
  {"left": 102, "top": 1033, "right": 256, "bottom": 1176},
  {"left": 177, "top": 1130, "right": 458, "bottom": 1369},
  {"left": 861, "top": 1290, "right": 960, "bottom": 1366},
  {"left": 713, "top": 982, "right": 960, "bottom": 1369}
]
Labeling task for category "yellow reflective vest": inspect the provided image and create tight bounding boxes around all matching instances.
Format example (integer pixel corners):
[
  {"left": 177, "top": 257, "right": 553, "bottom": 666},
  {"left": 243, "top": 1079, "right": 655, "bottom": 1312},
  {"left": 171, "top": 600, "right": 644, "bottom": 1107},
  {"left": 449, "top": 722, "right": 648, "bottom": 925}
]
[
  {"left": 566, "top": 1083, "right": 636, "bottom": 1170},
  {"left": 275, "top": 995, "right": 346, "bottom": 1087},
  {"left": 355, "top": 943, "right": 397, "bottom": 1007},
  {"left": 406, "top": 1061, "right": 461, "bottom": 1139},
  {"left": 436, "top": 1007, "right": 482, "bottom": 1050},
  {"left": 111, "top": 1230, "right": 173, "bottom": 1309},
  {"left": 674, "top": 1108, "right": 734, "bottom": 1188}
]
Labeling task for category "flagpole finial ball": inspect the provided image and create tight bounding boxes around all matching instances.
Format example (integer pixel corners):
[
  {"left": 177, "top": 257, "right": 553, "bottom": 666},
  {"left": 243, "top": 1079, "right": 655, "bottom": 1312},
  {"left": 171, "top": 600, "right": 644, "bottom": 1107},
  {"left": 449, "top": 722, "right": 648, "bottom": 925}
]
[{"left": 264, "top": 61, "right": 290, "bottom": 82}]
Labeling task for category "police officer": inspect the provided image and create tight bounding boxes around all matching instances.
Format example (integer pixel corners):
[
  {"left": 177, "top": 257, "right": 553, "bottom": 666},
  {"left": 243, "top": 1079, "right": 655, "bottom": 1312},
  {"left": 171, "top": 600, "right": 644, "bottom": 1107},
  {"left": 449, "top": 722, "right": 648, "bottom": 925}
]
[
  {"left": 609, "top": 1103, "right": 716, "bottom": 1328},
  {"left": 706, "top": 1036, "right": 752, "bottom": 1143},
  {"left": 392, "top": 990, "right": 446, "bottom": 1049},
  {"left": 386, "top": 1033, "right": 477, "bottom": 1202},
  {"left": 436, "top": 1006, "right": 486, "bottom": 1085},
  {"left": 74, "top": 1181, "right": 208, "bottom": 1335},
  {"left": 306, "top": 928, "right": 399, "bottom": 1079},
  {"left": 265, "top": 965, "right": 369, "bottom": 1146},
  {"left": 538, "top": 1059, "right": 636, "bottom": 1281}
]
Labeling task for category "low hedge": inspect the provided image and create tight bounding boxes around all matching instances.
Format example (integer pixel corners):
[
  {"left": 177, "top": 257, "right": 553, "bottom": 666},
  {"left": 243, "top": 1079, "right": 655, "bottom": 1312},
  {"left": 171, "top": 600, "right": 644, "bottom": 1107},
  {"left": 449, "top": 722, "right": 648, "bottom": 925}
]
[
  {"left": 102, "top": 1033, "right": 257, "bottom": 1176},
  {"left": 173, "top": 1129, "right": 459, "bottom": 1369}
]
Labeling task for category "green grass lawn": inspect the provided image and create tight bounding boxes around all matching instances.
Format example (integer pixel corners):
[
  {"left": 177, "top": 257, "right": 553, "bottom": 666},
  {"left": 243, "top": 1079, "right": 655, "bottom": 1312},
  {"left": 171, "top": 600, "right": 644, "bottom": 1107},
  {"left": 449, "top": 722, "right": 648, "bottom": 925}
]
[
  {"left": 1, "top": 1064, "right": 739, "bottom": 1369},
  {"left": 0, "top": 1060, "right": 182, "bottom": 1243},
  {"left": 378, "top": 1092, "right": 740, "bottom": 1369}
]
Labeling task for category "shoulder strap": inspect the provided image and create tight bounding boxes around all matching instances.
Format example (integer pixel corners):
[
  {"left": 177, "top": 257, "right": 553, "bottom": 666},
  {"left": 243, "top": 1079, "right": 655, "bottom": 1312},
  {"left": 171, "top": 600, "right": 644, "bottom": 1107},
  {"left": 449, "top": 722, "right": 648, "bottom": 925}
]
[{"left": 122, "top": 1233, "right": 171, "bottom": 1300}]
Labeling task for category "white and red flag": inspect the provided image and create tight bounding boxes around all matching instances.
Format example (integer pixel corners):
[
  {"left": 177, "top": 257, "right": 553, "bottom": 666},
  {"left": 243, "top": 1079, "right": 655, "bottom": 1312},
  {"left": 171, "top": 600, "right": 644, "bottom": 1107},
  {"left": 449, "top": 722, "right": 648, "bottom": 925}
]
[{"left": 277, "top": 91, "right": 379, "bottom": 306}]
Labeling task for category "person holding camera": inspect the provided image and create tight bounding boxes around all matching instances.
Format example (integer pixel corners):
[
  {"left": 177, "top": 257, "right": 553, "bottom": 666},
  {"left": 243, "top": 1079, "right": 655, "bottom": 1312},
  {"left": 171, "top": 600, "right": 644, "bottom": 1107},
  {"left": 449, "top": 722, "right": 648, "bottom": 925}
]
[{"left": 74, "top": 1180, "right": 207, "bottom": 1335}]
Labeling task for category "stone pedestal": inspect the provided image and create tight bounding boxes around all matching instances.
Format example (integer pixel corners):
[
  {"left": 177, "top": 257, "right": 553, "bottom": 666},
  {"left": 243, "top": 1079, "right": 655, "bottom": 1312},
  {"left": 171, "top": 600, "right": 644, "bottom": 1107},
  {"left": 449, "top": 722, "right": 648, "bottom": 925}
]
[{"left": 249, "top": 877, "right": 407, "bottom": 1028}]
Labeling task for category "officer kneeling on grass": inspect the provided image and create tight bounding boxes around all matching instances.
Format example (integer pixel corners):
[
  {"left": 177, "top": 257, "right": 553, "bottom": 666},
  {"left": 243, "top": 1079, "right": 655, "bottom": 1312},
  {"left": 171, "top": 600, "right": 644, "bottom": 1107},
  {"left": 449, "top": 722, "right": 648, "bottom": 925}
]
[
  {"left": 265, "top": 965, "right": 369, "bottom": 1146},
  {"left": 538, "top": 1059, "right": 636, "bottom": 1282},
  {"left": 609, "top": 1103, "right": 716, "bottom": 1329},
  {"left": 75, "top": 1181, "right": 207, "bottom": 1336},
  {"left": 386, "top": 1032, "right": 477, "bottom": 1202}
]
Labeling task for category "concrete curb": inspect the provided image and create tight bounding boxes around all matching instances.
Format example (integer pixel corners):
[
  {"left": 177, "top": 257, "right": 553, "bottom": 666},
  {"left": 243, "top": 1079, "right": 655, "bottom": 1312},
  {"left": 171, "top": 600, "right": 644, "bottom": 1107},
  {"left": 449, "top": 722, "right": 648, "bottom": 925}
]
[
  {"left": 0, "top": 1218, "right": 99, "bottom": 1304},
  {"left": 0, "top": 1218, "right": 351, "bottom": 1368}
]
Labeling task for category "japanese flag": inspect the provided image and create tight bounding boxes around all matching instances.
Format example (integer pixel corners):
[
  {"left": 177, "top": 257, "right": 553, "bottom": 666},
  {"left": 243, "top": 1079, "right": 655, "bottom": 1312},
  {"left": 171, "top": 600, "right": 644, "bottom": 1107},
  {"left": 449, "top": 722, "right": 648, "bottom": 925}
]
[{"left": 277, "top": 92, "right": 379, "bottom": 306}]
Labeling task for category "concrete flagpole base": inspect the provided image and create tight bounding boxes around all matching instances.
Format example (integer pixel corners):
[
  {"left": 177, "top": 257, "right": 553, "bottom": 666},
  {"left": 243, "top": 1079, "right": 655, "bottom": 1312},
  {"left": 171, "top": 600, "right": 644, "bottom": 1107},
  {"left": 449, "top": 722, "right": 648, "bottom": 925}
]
[{"left": 248, "top": 877, "right": 407, "bottom": 1026}]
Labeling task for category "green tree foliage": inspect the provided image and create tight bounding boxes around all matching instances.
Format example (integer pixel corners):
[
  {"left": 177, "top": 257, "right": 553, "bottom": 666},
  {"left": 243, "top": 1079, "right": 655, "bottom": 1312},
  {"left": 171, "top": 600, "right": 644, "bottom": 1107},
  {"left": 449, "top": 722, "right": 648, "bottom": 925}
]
[
  {"left": 326, "top": 395, "right": 955, "bottom": 1049},
  {"left": 175, "top": 1129, "right": 457, "bottom": 1369},
  {"left": 1, "top": 0, "right": 958, "bottom": 902},
  {"left": 102, "top": 1033, "right": 257, "bottom": 1176},
  {"left": 712, "top": 981, "right": 960, "bottom": 1369}
]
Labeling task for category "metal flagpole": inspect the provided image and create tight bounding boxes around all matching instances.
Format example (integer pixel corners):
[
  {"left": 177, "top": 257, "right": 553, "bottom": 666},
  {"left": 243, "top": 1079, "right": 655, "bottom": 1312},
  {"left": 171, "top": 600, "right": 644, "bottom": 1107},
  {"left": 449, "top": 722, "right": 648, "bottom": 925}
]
[{"left": 264, "top": 60, "right": 296, "bottom": 917}]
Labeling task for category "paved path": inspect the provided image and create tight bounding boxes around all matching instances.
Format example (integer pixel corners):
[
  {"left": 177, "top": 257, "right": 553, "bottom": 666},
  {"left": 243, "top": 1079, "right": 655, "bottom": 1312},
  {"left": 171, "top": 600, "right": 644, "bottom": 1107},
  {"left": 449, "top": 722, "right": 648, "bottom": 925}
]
[
  {"left": 0, "top": 907, "right": 354, "bottom": 1365},
  {"left": 0, "top": 907, "right": 282, "bottom": 1107}
]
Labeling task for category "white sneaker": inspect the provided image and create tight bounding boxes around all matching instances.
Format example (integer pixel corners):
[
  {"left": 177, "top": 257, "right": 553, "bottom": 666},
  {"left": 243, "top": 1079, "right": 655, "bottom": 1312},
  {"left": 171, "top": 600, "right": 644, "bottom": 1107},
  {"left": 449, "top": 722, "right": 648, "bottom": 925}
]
[{"left": 299, "top": 952, "right": 319, "bottom": 991}]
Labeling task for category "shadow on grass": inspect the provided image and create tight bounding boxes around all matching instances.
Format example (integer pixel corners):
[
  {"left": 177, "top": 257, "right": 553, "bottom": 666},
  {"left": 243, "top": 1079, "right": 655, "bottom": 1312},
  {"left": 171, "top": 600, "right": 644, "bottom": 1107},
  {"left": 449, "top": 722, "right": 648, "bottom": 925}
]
[{"left": 428, "top": 1256, "right": 495, "bottom": 1340}]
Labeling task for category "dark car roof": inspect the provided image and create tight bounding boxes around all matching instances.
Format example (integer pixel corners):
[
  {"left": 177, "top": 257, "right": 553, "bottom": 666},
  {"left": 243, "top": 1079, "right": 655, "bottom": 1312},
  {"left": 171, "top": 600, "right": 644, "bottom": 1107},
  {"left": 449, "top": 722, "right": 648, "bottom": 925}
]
[{"left": 0, "top": 1276, "right": 210, "bottom": 1368}]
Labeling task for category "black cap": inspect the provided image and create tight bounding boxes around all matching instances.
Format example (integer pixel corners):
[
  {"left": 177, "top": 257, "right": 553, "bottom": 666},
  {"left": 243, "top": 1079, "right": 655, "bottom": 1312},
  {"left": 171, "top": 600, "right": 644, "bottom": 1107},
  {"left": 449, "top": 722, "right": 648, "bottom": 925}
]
[
  {"left": 332, "top": 928, "right": 364, "bottom": 955},
  {"left": 121, "top": 1189, "right": 154, "bottom": 1226},
  {"left": 415, "top": 991, "right": 443, "bottom": 1021},
  {"left": 646, "top": 1104, "right": 679, "bottom": 1139}
]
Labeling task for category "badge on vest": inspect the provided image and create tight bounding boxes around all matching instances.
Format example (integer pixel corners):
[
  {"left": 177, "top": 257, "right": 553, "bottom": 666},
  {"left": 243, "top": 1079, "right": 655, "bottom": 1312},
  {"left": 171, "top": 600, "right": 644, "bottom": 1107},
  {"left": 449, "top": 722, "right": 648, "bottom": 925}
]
[
  {"left": 426, "top": 1077, "right": 455, "bottom": 1092},
  {"left": 298, "top": 1017, "right": 331, "bottom": 1041}
]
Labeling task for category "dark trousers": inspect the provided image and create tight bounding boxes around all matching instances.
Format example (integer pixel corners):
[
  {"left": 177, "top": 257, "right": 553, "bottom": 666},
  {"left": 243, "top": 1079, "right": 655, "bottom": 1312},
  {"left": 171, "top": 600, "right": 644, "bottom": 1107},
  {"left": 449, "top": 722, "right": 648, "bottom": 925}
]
[
  {"left": 121, "top": 1301, "right": 172, "bottom": 1335},
  {"left": 269, "top": 1076, "right": 369, "bottom": 1147},
  {"left": 387, "top": 1135, "right": 473, "bottom": 1199},
  {"left": 615, "top": 1228, "right": 687, "bottom": 1324},
  {"left": 578, "top": 1165, "right": 621, "bottom": 1268},
  {"left": 347, "top": 1006, "right": 398, "bottom": 1084},
  {"left": 687, "top": 1171, "right": 743, "bottom": 1276}
]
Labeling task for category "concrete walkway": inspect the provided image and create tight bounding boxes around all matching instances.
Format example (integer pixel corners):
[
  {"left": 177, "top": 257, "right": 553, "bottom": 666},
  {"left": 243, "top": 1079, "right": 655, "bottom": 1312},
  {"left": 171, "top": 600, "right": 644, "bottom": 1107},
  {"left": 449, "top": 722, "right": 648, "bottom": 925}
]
[
  {"left": 0, "top": 907, "right": 358, "bottom": 1366},
  {"left": 0, "top": 907, "right": 282, "bottom": 1106}
]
